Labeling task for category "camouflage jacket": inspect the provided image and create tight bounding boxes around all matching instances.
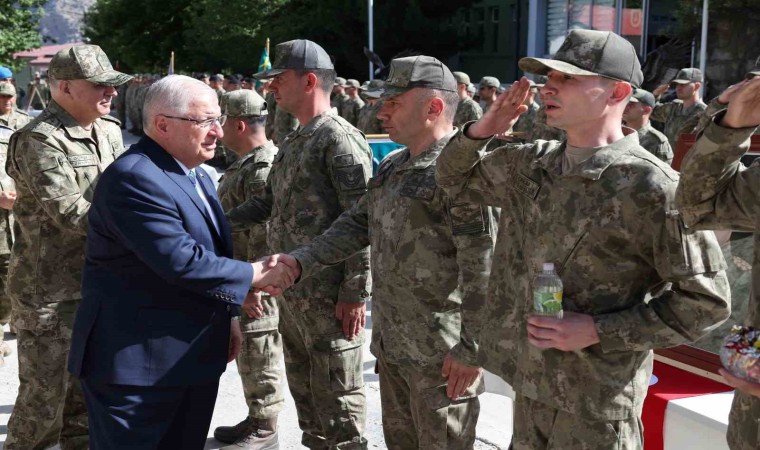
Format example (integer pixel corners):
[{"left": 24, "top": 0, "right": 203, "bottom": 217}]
[
  {"left": 637, "top": 122, "right": 673, "bottom": 165},
  {"left": 436, "top": 129, "right": 730, "bottom": 420},
  {"left": 454, "top": 97, "right": 483, "bottom": 128},
  {"left": 332, "top": 93, "right": 349, "bottom": 116},
  {"left": 0, "top": 109, "right": 32, "bottom": 254},
  {"left": 356, "top": 102, "right": 384, "bottom": 135},
  {"left": 217, "top": 140, "right": 279, "bottom": 332},
  {"left": 510, "top": 101, "right": 539, "bottom": 136},
  {"left": 675, "top": 116, "right": 760, "bottom": 450},
  {"left": 226, "top": 109, "right": 372, "bottom": 304},
  {"left": 6, "top": 100, "right": 124, "bottom": 317},
  {"left": 651, "top": 99, "right": 707, "bottom": 148},
  {"left": 340, "top": 96, "right": 365, "bottom": 127},
  {"left": 291, "top": 131, "right": 496, "bottom": 368}
]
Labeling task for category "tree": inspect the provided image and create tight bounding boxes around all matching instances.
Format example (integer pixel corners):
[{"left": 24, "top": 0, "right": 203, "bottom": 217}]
[{"left": 0, "top": 0, "right": 46, "bottom": 70}]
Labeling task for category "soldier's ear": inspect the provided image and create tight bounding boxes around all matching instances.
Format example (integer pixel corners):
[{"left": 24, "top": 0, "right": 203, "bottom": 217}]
[
  {"left": 428, "top": 97, "right": 444, "bottom": 119},
  {"left": 304, "top": 72, "right": 318, "bottom": 94},
  {"left": 610, "top": 81, "right": 632, "bottom": 105}
]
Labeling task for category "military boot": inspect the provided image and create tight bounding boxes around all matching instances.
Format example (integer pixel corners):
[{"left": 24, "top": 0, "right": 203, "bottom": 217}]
[{"left": 217, "top": 417, "right": 278, "bottom": 450}]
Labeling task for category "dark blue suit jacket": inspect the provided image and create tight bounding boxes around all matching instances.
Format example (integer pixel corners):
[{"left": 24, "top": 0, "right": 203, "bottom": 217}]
[{"left": 68, "top": 136, "right": 253, "bottom": 387}]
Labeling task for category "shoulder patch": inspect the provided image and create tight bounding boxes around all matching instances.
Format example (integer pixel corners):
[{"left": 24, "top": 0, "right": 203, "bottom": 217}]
[
  {"left": 449, "top": 203, "right": 489, "bottom": 236},
  {"left": 30, "top": 120, "right": 59, "bottom": 137},
  {"left": 333, "top": 153, "right": 355, "bottom": 167},
  {"left": 400, "top": 168, "right": 437, "bottom": 201},
  {"left": 334, "top": 164, "right": 367, "bottom": 191}
]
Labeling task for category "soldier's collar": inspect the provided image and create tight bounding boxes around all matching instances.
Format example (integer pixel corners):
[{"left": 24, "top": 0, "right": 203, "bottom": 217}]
[
  {"left": 532, "top": 130, "right": 639, "bottom": 180},
  {"left": 48, "top": 100, "right": 96, "bottom": 141},
  {"left": 396, "top": 129, "right": 458, "bottom": 172},
  {"left": 293, "top": 109, "right": 337, "bottom": 138}
]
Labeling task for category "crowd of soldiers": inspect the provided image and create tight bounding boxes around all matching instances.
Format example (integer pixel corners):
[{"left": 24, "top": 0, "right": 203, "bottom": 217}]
[{"left": 0, "top": 29, "right": 759, "bottom": 450}]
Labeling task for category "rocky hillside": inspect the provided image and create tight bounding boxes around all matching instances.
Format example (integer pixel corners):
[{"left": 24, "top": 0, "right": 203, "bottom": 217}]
[{"left": 40, "top": 0, "right": 96, "bottom": 44}]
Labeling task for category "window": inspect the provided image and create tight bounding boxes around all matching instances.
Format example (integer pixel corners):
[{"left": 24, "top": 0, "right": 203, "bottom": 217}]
[{"left": 490, "top": 7, "right": 500, "bottom": 52}]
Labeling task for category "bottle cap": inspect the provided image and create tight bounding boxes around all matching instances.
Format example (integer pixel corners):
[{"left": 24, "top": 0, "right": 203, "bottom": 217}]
[{"left": 543, "top": 262, "right": 555, "bottom": 271}]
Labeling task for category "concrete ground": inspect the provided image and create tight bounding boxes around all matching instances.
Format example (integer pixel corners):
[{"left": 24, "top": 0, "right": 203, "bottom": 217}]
[{"left": 0, "top": 129, "right": 513, "bottom": 449}]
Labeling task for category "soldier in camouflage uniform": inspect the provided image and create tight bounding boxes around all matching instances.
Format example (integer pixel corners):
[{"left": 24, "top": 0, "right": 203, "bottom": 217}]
[
  {"left": 675, "top": 77, "right": 760, "bottom": 450},
  {"left": 4, "top": 44, "right": 131, "bottom": 450},
  {"left": 213, "top": 90, "right": 284, "bottom": 450},
  {"left": 356, "top": 81, "right": 384, "bottom": 135},
  {"left": 0, "top": 82, "right": 32, "bottom": 365},
  {"left": 477, "top": 76, "right": 499, "bottom": 114},
  {"left": 211, "top": 74, "right": 226, "bottom": 99},
  {"left": 331, "top": 77, "right": 349, "bottom": 116},
  {"left": 453, "top": 71, "right": 482, "bottom": 128},
  {"left": 436, "top": 30, "right": 730, "bottom": 450},
  {"left": 227, "top": 39, "right": 371, "bottom": 450},
  {"left": 339, "top": 79, "right": 365, "bottom": 127},
  {"left": 285, "top": 55, "right": 496, "bottom": 450},
  {"left": 623, "top": 88, "right": 673, "bottom": 164},
  {"left": 651, "top": 68, "right": 707, "bottom": 149}
]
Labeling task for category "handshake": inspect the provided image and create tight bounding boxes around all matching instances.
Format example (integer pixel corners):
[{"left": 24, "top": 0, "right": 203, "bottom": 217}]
[{"left": 250, "top": 253, "right": 302, "bottom": 297}]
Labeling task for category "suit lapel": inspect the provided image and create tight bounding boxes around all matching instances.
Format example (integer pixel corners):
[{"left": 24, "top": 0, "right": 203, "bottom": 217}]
[{"left": 196, "top": 167, "right": 234, "bottom": 257}]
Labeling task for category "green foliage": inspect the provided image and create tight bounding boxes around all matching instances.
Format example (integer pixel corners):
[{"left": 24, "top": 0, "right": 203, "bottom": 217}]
[
  {"left": 0, "top": 0, "right": 46, "bottom": 70},
  {"left": 83, "top": 0, "right": 479, "bottom": 78}
]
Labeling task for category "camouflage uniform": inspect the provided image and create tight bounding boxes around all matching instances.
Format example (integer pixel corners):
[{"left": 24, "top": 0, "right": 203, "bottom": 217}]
[
  {"left": 636, "top": 122, "right": 673, "bottom": 164},
  {"left": 340, "top": 96, "right": 365, "bottom": 127},
  {"left": 0, "top": 108, "right": 32, "bottom": 355},
  {"left": 675, "top": 115, "right": 760, "bottom": 450},
  {"left": 5, "top": 100, "right": 124, "bottom": 450},
  {"left": 227, "top": 109, "right": 372, "bottom": 450},
  {"left": 527, "top": 105, "right": 566, "bottom": 142},
  {"left": 290, "top": 130, "right": 496, "bottom": 449},
  {"left": 453, "top": 96, "right": 483, "bottom": 128},
  {"left": 651, "top": 99, "right": 707, "bottom": 149},
  {"left": 332, "top": 93, "right": 349, "bottom": 116},
  {"left": 435, "top": 129, "right": 731, "bottom": 449},
  {"left": 217, "top": 140, "right": 285, "bottom": 422},
  {"left": 511, "top": 101, "right": 539, "bottom": 136},
  {"left": 356, "top": 102, "right": 383, "bottom": 135}
]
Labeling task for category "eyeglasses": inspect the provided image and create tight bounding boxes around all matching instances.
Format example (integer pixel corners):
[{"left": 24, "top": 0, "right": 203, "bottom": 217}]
[{"left": 159, "top": 114, "right": 227, "bottom": 128}]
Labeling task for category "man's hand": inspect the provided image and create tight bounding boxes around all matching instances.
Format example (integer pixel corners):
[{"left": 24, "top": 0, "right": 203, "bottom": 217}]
[
  {"left": 335, "top": 301, "right": 365, "bottom": 340},
  {"left": 251, "top": 253, "right": 301, "bottom": 295},
  {"left": 721, "top": 77, "right": 760, "bottom": 129},
  {"left": 527, "top": 311, "right": 601, "bottom": 351},
  {"left": 228, "top": 318, "right": 242, "bottom": 363},
  {"left": 717, "top": 81, "right": 749, "bottom": 104},
  {"left": 653, "top": 83, "right": 670, "bottom": 97},
  {"left": 719, "top": 369, "right": 760, "bottom": 398},
  {"left": 0, "top": 191, "right": 16, "bottom": 210},
  {"left": 441, "top": 353, "right": 482, "bottom": 400},
  {"left": 467, "top": 77, "right": 531, "bottom": 139},
  {"left": 242, "top": 290, "right": 264, "bottom": 319}
]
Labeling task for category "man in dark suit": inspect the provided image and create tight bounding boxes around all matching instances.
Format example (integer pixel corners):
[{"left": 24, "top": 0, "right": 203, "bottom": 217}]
[{"left": 67, "top": 74, "right": 296, "bottom": 450}]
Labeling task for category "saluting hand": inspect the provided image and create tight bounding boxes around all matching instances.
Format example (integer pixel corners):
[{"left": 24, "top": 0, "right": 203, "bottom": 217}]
[
  {"left": 466, "top": 77, "right": 531, "bottom": 140},
  {"left": 721, "top": 77, "right": 760, "bottom": 129}
]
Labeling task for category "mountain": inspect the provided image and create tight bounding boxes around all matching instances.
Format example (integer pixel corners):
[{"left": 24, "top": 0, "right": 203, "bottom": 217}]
[{"left": 40, "top": 0, "right": 96, "bottom": 44}]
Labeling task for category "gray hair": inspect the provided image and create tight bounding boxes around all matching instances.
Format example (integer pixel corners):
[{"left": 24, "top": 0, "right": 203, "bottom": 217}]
[{"left": 143, "top": 75, "right": 216, "bottom": 130}]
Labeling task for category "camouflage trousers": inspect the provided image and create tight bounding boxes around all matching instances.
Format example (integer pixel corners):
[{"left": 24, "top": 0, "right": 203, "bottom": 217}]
[
  {"left": 237, "top": 295, "right": 285, "bottom": 420},
  {"left": 0, "top": 252, "right": 10, "bottom": 330},
  {"left": 376, "top": 345, "right": 482, "bottom": 450},
  {"left": 510, "top": 395, "right": 643, "bottom": 450},
  {"left": 279, "top": 295, "right": 367, "bottom": 449},
  {"left": 5, "top": 300, "right": 89, "bottom": 450},
  {"left": 727, "top": 391, "right": 760, "bottom": 450}
]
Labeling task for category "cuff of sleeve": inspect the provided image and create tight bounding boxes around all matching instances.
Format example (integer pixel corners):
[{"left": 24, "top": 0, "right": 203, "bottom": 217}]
[
  {"left": 461, "top": 121, "right": 495, "bottom": 141},
  {"left": 289, "top": 247, "right": 319, "bottom": 282},
  {"left": 338, "top": 285, "right": 370, "bottom": 304},
  {"left": 449, "top": 341, "right": 480, "bottom": 367},
  {"left": 704, "top": 112, "right": 757, "bottom": 146},
  {"left": 593, "top": 314, "right": 630, "bottom": 353}
]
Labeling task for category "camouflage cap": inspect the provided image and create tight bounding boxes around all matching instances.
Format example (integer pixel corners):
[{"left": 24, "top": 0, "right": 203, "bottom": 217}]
[
  {"left": 359, "top": 79, "right": 384, "bottom": 101},
  {"left": 48, "top": 44, "right": 132, "bottom": 86},
  {"left": 209, "top": 74, "right": 223, "bottom": 82},
  {"left": 453, "top": 71, "right": 470, "bottom": 85},
  {"left": 479, "top": 76, "right": 500, "bottom": 88},
  {"left": 253, "top": 39, "right": 333, "bottom": 79},
  {"left": 671, "top": 68, "right": 703, "bottom": 85},
  {"left": 220, "top": 89, "right": 268, "bottom": 117},
  {"left": 0, "top": 82, "right": 16, "bottom": 96},
  {"left": 628, "top": 88, "right": 655, "bottom": 108},
  {"left": 345, "top": 79, "right": 360, "bottom": 88},
  {"left": 364, "top": 55, "right": 457, "bottom": 99},
  {"left": 467, "top": 83, "right": 476, "bottom": 94},
  {"left": 335, "top": 77, "right": 347, "bottom": 86},
  {"left": 519, "top": 30, "right": 643, "bottom": 88}
]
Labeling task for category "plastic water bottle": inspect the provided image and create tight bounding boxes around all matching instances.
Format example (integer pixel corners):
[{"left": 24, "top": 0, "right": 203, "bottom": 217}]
[{"left": 533, "top": 262, "right": 563, "bottom": 319}]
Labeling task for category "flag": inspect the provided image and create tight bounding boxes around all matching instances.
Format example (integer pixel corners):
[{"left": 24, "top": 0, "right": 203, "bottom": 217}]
[{"left": 256, "top": 39, "right": 271, "bottom": 90}]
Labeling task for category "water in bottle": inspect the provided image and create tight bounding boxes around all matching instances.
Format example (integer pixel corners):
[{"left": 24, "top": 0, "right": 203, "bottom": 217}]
[{"left": 533, "top": 262, "right": 563, "bottom": 319}]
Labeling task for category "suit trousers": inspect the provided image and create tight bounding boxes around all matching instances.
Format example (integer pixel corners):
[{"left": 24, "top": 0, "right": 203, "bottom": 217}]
[{"left": 80, "top": 378, "right": 220, "bottom": 450}]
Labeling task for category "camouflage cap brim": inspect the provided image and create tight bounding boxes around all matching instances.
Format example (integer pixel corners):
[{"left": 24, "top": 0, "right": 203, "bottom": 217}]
[
  {"left": 628, "top": 96, "right": 640, "bottom": 103},
  {"left": 519, "top": 57, "right": 599, "bottom": 78},
  {"left": 252, "top": 68, "right": 287, "bottom": 79},
  {"left": 87, "top": 70, "right": 133, "bottom": 87},
  {"left": 363, "top": 83, "right": 410, "bottom": 100},
  {"left": 670, "top": 79, "right": 692, "bottom": 85}
]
